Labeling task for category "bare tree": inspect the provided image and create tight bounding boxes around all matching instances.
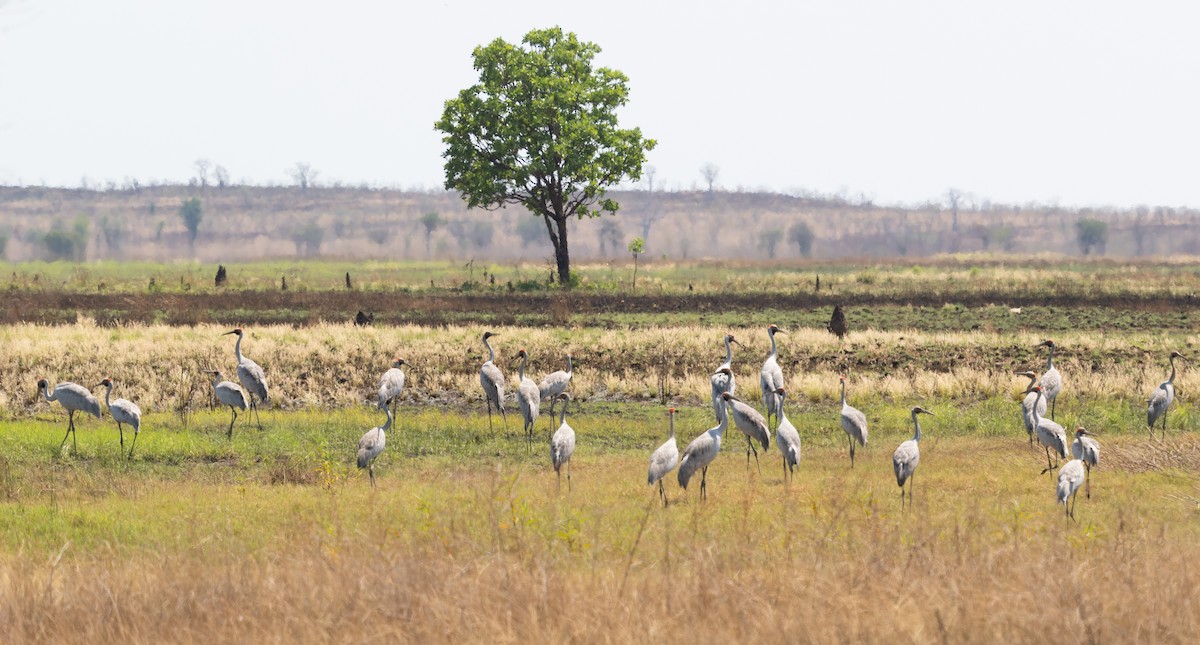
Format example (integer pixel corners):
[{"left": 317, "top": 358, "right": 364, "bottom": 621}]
[
  {"left": 288, "top": 162, "right": 319, "bottom": 192},
  {"left": 946, "top": 188, "right": 962, "bottom": 232},
  {"left": 640, "top": 165, "right": 664, "bottom": 242},
  {"left": 700, "top": 162, "right": 719, "bottom": 196},
  {"left": 214, "top": 165, "right": 230, "bottom": 189},
  {"left": 194, "top": 159, "right": 211, "bottom": 188}
]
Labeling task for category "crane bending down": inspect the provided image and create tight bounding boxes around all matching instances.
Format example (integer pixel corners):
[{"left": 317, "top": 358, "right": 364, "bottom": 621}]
[
  {"left": 1147, "top": 351, "right": 1185, "bottom": 440},
  {"left": 647, "top": 408, "right": 680, "bottom": 506},
  {"left": 377, "top": 357, "right": 409, "bottom": 418},
  {"left": 1030, "top": 386, "right": 1068, "bottom": 474},
  {"left": 99, "top": 377, "right": 142, "bottom": 459},
  {"left": 839, "top": 375, "right": 869, "bottom": 467},
  {"left": 1057, "top": 458, "right": 1086, "bottom": 522},
  {"left": 1037, "top": 340, "right": 1062, "bottom": 420},
  {"left": 711, "top": 334, "right": 743, "bottom": 422},
  {"left": 208, "top": 370, "right": 248, "bottom": 438},
  {"left": 357, "top": 405, "right": 393, "bottom": 487},
  {"left": 550, "top": 393, "right": 575, "bottom": 491},
  {"left": 479, "top": 331, "right": 507, "bottom": 433},
  {"left": 539, "top": 353, "right": 573, "bottom": 429},
  {"left": 37, "top": 378, "right": 101, "bottom": 454},
  {"left": 224, "top": 328, "right": 269, "bottom": 429},
  {"left": 720, "top": 386, "right": 769, "bottom": 474},
  {"left": 774, "top": 388, "right": 801, "bottom": 483},
  {"left": 760, "top": 325, "right": 786, "bottom": 429},
  {"left": 1015, "top": 370, "right": 1045, "bottom": 447},
  {"left": 678, "top": 399, "right": 729, "bottom": 501},
  {"left": 514, "top": 349, "right": 540, "bottom": 450},
  {"left": 892, "top": 406, "right": 935, "bottom": 509},
  {"left": 1071, "top": 427, "right": 1100, "bottom": 499}
]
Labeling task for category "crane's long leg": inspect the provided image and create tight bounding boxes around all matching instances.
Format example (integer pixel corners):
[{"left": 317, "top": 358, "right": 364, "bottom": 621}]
[
  {"left": 251, "top": 397, "right": 263, "bottom": 430},
  {"left": 369, "top": 461, "right": 376, "bottom": 488},
  {"left": 127, "top": 431, "right": 139, "bottom": 460},
  {"left": 1085, "top": 464, "right": 1091, "bottom": 500},
  {"left": 70, "top": 410, "right": 78, "bottom": 454},
  {"left": 1069, "top": 489, "right": 1078, "bottom": 522},
  {"left": 556, "top": 467, "right": 561, "bottom": 491},
  {"left": 909, "top": 472, "right": 915, "bottom": 509},
  {"left": 658, "top": 480, "right": 667, "bottom": 507},
  {"left": 486, "top": 399, "right": 494, "bottom": 433},
  {"left": 228, "top": 406, "right": 237, "bottom": 438},
  {"left": 117, "top": 421, "right": 125, "bottom": 450},
  {"left": 1162, "top": 413, "right": 1168, "bottom": 442},
  {"left": 567, "top": 460, "right": 572, "bottom": 492},
  {"left": 849, "top": 436, "right": 856, "bottom": 468},
  {"left": 1051, "top": 397, "right": 1057, "bottom": 422},
  {"left": 700, "top": 467, "right": 708, "bottom": 501},
  {"left": 1041, "top": 446, "right": 1054, "bottom": 474}
]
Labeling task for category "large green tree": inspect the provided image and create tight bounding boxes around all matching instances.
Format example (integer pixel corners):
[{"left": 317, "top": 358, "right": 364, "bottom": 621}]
[{"left": 436, "top": 27, "right": 656, "bottom": 284}]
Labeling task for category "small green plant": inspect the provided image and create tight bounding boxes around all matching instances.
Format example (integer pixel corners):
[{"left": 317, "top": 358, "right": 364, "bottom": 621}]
[{"left": 628, "top": 237, "right": 645, "bottom": 290}]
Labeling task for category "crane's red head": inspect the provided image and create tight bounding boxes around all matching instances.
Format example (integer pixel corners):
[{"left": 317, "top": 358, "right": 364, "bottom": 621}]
[
  {"left": 721, "top": 392, "right": 735, "bottom": 401},
  {"left": 1032, "top": 385, "right": 1043, "bottom": 392},
  {"left": 36, "top": 378, "right": 48, "bottom": 389},
  {"left": 223, "top": 327, "right": 244, "bottom": 337},
  {"left": 768, "top": 324, "right": 781, "bottom": 334},
  {"left": 482, "top": 331, "right": 496, "bottom": 340},
  {"left": 100, "top": 377, "right": 113, "bottom": 387},
  {"left": 1171, "top": 351, "right": 1186, "bottom": 360},
  {"left": 839, "top": 374, "right": 846, "bottom": 382},
  {"left": 668, "top": 407, "right": 676, "bottom": 414},
  {"left": 1039, "top": 339, "right": 1056, "bottom": 348},
  {"left": 775, "top": 387, "right": 786, "bottom": 396}
]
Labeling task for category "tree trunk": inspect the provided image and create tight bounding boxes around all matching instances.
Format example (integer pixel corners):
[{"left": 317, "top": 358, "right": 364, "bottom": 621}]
[{"left": 553, "top": 216, "right": 571, "bottom": 285}]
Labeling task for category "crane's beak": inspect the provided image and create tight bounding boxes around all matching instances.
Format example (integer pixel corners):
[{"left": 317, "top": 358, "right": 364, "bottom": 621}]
[
  {"left": 222, "top": 330, "right": 238, "bottom": 336},
  {"left": 731, "top": 339, "right": 745, "bottom": 348}
]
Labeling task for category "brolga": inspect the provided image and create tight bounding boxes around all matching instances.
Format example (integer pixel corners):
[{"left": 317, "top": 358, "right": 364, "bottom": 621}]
[
  {"left": 1037, "top": 340, "right": 1062, "bottom": 420},
  {"left": 647, "top": 407, "right": 680, "bottom": 507},
  {"left": 1015, "top": 370, "right": 1045, "bottom": 447},
  {"left": 1057, "top": 458, "right": 1086, "bottom": 522},
  {"left": 710, "top": 333, "right": 743, "bottom": 422},
  {"left": 678, "top": 397, "right": 730, "bottom": 501},
  {"left": 720, "top": 387, "right": 769, "bottom": 474},
  {"left": 377, "top": 357, "right": 409, "bottom": 418},
  {"left": 36, "top": 378, "right": 101, "bottom": 455},
  {"left": 1030, "top": 386, "right": 1068, "bottom": 474},
  {"left": 1071, "top": 427, "right": 1100, "bottom": 499},
  {"left": 538, "top": 353, "right": 573, "bottom": 429},
  {"left": 892, "top": 406, "right": 935, "bottom": 509},
  {"left": 550, "top": 393, "right": 576, "bottom": 491},
  {"left": 839, "top": 375, "right": 869, "bottom": 467},
  {"left": 479, "top": 331, "right": 507, "bottom": 433},
  {"left": 207, "top": 370, "right": 248, "bottom": 438},
  {"left": 773, "top": 388, "right": 801, "bottom": 483},
  {"left": 1147, "top": 351, "right": 1185, "bottom": 440},
  {"left": 760, "top": 324, "right": 786, "bottom": 429},
  {"left": 514, "top": 349, "right": 540, "bottom": 450},
  {"left": 223, "top": 327, "right": 269, "bottom": 429},
  {"left": 99, "top": 377, "right": 142, "bottom": 459},
  {"left": 357, "top": 405, "right": 393, "bottom": 488}
]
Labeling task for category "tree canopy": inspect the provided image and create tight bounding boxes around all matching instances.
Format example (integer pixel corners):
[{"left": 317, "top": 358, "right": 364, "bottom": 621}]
[{"left": 436, "top": 27, "right": 655, "bottom": 284}]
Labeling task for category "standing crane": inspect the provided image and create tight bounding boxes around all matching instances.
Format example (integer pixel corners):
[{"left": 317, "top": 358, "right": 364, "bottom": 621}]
[
  {"left": 207, "top": 370, "right": 248, "bottom": 438},
  {"left": 514, "top": 349, "right": 540, "bottom": 450},
  {"left": 99, "top": 377, "right": 142, "bottom": 459},
  {"left": 1015, "top": 370, "right": 1045, "bottom": 447},
  {"left": 550, "top": 393, "right": 576, "bottom": 491},
  {"left": 1147, "top": 351, "right": 1185, "bottom": 439},
  {"left": 223, "top": 328, "right": 269, "bottom": 429},
  {"left": 839, "top": 375, "right": 869, "bottom": 467},
  {"left": 1071, "top": 427, "right": 1100, "bottom": 499},
  {"left": 677, "top": 399, "right": 729, "bottom": 500},
  {"left": 539, "top": 353, "right": 573, "bottom": 429},
  {"left": 1037, "top": 340, "right": 1062, "bottom": 420},
  {"left": 377, "top": 357, "right": 409, "bottom": 418},
  {"left": 891, "top": 406, "right": 935, "bottom": 508},
  {"left": 710, "top": 333, "right": 743, "bottom": 422},
  {"left": 760, "top": 325, "right": 786, "bottom": 429},
  {"left": 36, "top": 378, "right": 101, "bottom": 455},
  {"left": 479, "top": 331, "right": 507, "bottom": 433},
  {"left": 357, "top": 405, "right": 392, "bottom": 487},
  {"left": 720, "top": 386, "right": 769, "bottom": 474},
  {"left": 1056, "top": 458, "right": 1086, "bottom": 522},
  {"left": 1030, "top": 386, "right": 1068, "bottom": 474},
  {"left": 773, "top": 388, "right": 801, "bottom": 483},
  {"left": 647, "top": 407, "right": 680, "bottom": 507}
]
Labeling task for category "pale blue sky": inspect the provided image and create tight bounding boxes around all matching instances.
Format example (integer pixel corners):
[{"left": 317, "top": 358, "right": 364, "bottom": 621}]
[{"left": 1, "top": 0, "right": 1197, "bottom": 207}]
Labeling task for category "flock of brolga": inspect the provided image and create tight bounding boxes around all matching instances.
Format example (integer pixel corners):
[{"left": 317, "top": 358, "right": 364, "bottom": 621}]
[{"left": 33, "top": 326, "right": 1187, "bottom": 520}]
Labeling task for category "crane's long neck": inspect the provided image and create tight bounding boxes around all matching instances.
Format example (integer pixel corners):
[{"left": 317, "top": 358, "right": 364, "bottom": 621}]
[
  {"left": 234, "top": 334, "right": 245, "bottom": 362},
  {"left": 383, "top": 406, "right": 394, "bottom": 432},
  {"left": 724, "top": 337, "right": 734, "bottom": 365},
  {"left": 669, "top": 413, "right": 675, "bottom": 438},
  {"left": 911, "top": 411, "right": 923, "bottom": 442},
  {"left": 1045, "top": 345, "right": 1055, "bottom": 370},
  {"left": 768, "top": 330, "right": 778, "bottom": 359},
  {"left": 715, "top": 404, "right": 728, "bottom": 436},
  {"left": 211, "top": 374, "right": 222, "bottom": 389},
  {"left": 1031, "top": 391, "right": 1044, "bottom": 426},
  {"left": 840, "top": 380, "right": 847, "bottom": 407},
  {"left": 1024, "top": 374, "right": 1037, "bottom": 392},
  {"left": 40, "top": 385, "right": 55, "bottom": 402},
  {"left": 566, "top": 355, "right": 573, "bottom": 375},
  {"left": 483, "top": 337, "right": 495, "bottom": 364},
  {"left": 1168, "top": 354, "right": 1179, "bottom": 384},
  {"left": 518, "top": 354, "right": 527, "bottom": 380},
  {"left": 559, "top": 397, "right": 569, "bottom": 425},
  {"left": 778, "top": 394, "right": 788, "bottom": 423},
  {"left": 103, "top": 383, "right": 113, "bottom": 409}
]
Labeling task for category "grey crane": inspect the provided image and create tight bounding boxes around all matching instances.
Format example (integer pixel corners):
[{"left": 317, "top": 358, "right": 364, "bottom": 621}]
[
  {"left": 223, "top": 327, "right": 269, "bottom": 429},
  {"left": 36, "top": 378, "right": 102, "bottom": 454},
  {"left": 1071, "top": 427, "right": 1100, "bottom": 499},
  {"left": 99, "top": 377, "right": 142, "bottom": 459},
  {"left": 1030, "top": 386, "right": 1068, "bottom": 474},
  {"left": 839, "top": 375, "right": 869, "bottom": 467},
  {"left": 357, "top": 405, "right": 393, "bottom": 487},
  {"left": 550, "top": 393, "right": 576, "bottom": 490},
  {"left": 710, "top": 333, "right": 743, "bottom": 422},
  {"left": 647, "top": 407, "right": 680, "bottom": 506},
  {"left": 479, "top": 331, "right": 508, "bottom": 433},
  {"left": 760, "top": 324, "right": 786, "bottom": 428},
  {"left": 514, "top": 348, "right": 541, "bottom": 449},
  {"left": 1147, "top": 351, "right": 1185, "bottom": 439},
  {"left": 539, "top": 353, "right": 573, "bottom": 429},
  {"left": 207, "top": 370, "right": 248, "bottom": 438},
  {"left": 892, "top": 406, "right": 935, "bottom": 508},
  {"left": 1015, "top": 370, "right": 1045, "bottom": 447},
  {"left": 1037, "top": 340, "right": 1062, "bottom": 420},
  {"left": 677, "top": 398, "right": 730, "bottom": 500},
  {"left": 377, "top": 357, "right": 409, "bottom": 418},
  {"left": 773, "top": 388, "right": 801, "bottom": 483},
  {"left": 720, "top": 386, "right": 769, "bottom": 473},
  {"left": 1056, "top": 458, "right": 1086, "bottom": 522}
]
